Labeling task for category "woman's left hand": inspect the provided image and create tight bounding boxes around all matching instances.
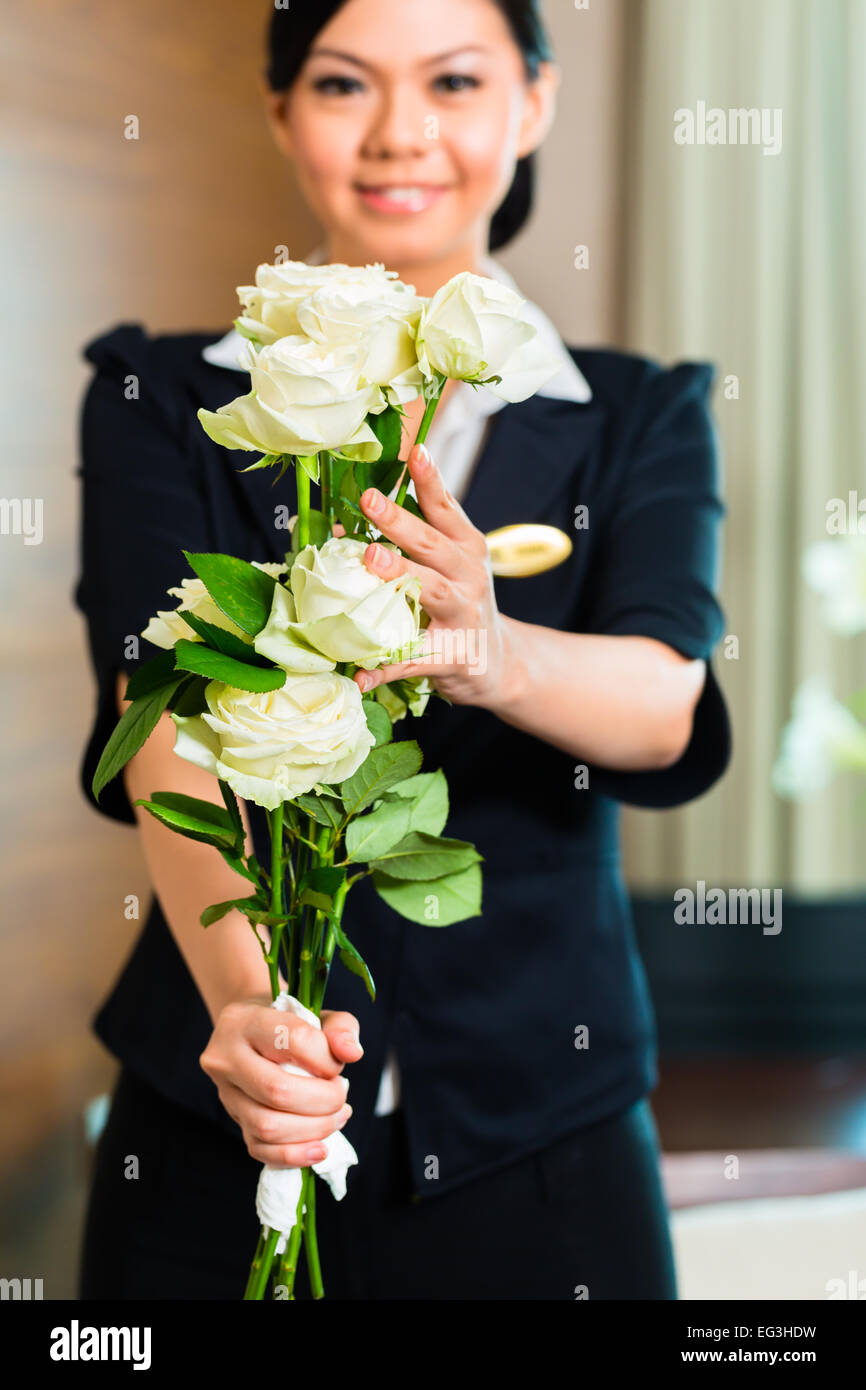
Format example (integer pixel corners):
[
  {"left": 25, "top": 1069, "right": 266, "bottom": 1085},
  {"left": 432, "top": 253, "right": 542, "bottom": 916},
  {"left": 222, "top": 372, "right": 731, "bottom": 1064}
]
[{"left": 353, "top": 443, "right": 518, "bottom": 709}]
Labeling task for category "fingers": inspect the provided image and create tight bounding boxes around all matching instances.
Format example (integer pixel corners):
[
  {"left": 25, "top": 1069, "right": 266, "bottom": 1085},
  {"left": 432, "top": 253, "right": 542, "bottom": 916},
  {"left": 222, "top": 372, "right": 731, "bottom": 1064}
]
[
  {"left": 218, "top": 1079, "right": 353, "bottom": 1165},
  {"left": 364, "top": 541, "right": 458, "bottom": 621},
  {"left": 321, "top": 1010, "right": 364, "bottom": 1063},
  {"left": 359, "top": 444, "right": 486, "bottom": 579},
  {"left": 244, "top": 1005, "right": 346, "bottom": 1079}
]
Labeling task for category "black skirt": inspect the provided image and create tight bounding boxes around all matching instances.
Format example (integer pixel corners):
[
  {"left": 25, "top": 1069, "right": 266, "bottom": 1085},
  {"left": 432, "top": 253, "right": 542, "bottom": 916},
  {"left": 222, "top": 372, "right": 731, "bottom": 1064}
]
[{"left": 79, "top": 1067, "right": 678, "bottom": 1301}]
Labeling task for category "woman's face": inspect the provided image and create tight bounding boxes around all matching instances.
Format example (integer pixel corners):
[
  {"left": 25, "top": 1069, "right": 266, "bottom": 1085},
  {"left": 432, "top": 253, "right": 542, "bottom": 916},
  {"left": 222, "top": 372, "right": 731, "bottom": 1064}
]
[{"left": 266, "top": 0, "right": 557, "bottom": 268}]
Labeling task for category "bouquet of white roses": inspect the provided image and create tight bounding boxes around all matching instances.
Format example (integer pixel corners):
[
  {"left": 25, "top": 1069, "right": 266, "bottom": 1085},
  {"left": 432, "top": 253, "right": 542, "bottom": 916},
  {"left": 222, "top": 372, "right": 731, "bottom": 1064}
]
[{"left": 91, "top": 257, "right": 559, "bottom": 1299}]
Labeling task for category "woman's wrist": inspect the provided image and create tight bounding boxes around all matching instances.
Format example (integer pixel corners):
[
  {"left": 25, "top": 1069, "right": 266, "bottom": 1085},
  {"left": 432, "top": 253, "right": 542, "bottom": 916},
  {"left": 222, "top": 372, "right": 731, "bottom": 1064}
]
[{"left": 474, "top": 615, "right": 532, "bottom": 717}]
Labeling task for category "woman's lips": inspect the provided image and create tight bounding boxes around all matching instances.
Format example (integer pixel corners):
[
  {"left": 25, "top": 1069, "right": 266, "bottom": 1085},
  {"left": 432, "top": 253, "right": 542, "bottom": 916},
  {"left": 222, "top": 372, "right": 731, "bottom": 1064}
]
[{"left": 355, "top": 184, "right": 450, "bottom": 214}]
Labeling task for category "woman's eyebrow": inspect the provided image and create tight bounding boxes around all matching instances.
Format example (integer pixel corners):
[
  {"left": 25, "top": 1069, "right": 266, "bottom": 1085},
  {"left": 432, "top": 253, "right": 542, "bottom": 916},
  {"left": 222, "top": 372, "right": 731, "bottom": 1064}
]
[{"left": 308, "top": 45, "right": 490, "bottom": 71}]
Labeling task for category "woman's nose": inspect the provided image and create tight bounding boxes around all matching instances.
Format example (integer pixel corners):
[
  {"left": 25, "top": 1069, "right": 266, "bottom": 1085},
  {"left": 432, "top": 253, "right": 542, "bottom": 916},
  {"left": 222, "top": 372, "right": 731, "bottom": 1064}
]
[{"left": 360, "top": 82, "right": 429, "bottom": 160}]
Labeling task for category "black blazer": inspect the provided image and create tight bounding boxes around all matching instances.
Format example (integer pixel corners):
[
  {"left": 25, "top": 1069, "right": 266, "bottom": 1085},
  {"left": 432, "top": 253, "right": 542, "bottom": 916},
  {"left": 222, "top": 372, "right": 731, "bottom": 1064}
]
[{"left": 74, "top": 324, "right": 731, "bottom": 1198}]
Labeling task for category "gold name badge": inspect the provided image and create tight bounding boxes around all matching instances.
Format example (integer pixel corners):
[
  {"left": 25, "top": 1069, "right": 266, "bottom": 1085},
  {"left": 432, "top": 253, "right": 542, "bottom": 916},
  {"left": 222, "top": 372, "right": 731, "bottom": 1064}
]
[{"left": 485, "top": 523, "right": 573, "bottom": 577}]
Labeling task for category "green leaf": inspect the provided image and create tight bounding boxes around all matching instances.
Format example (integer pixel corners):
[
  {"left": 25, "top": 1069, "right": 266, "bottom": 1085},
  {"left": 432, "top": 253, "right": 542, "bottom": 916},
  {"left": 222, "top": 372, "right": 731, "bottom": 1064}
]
[
  {"left": 381, "top": 769, "right": 449, "bottom": 836},
  {"left": 298, "top": 888, "right": 335, "bottom": 913},
  {"left": 333, "top": 923, "right": 376, "bottom": 1000},
  {"left": 174, "top": 639, "right": 286, "bottom": 692},
  {"left": 399, "top": 493, "right": 425, "bottom": 520},
  {"left": 134, "top": 798, "right": 238, "bottom": 848},
  {"left": 219, "top": 848, "right": 262, "bottom": 887},
  {"left": 362, "top": 696, "right": 393, "bottom": 746},
  {"left": 200, "top": 895, "right": 263, "bottom": 927},
  {"left": 298, "top": 865, "right": 346, "bottom": 897},
  {"left": 294, "top": 793, "right": 344, "bottom": 830},
  {"left": 149, "top": 791, "right": 237, "bottom": 838},
  {"left": 345, "top": 799, "right": 411, "bottom": 862},
  {"left": 365, "top": 406, "right": 404, "bottom": 465},
  {"left": 92, "top": 678, "right": 183, "bottom": 802},
  {"left": 169, "top": 674, "right": 209, "bottom": 715},
  {"left": 219, "top": 780, "right": 245, "bottom": 844},
  {"left": 339, "top": 741, "right": 424, "bottom": 817},
  {"left": 183, "top": 551, "right": 278, "bottom": 636},
  {"left": 368, "top": 831, "right": 482, "bottom": 880},
  {"left": 178, "top": 611, "right": 272, "bottom": 665},
  {"left": 123, "top": 648, "right": 178, "bottom": 700},
  {"left": 372, "top": 862, "right": 482, "bottom": 926}
]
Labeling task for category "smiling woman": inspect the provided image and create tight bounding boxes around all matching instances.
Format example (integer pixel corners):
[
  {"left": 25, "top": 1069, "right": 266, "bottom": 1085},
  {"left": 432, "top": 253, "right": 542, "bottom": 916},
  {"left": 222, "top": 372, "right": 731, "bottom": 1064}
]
[{"left": 75, "top": 0, "right": 731, "bottom": 1301}]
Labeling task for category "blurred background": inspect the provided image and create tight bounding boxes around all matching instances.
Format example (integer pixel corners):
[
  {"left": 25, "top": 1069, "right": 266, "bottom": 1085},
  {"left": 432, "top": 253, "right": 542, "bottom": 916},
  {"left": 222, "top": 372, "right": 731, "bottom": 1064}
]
[{"left": 2, "top": 0, "right": 865, "bottom": 1299}]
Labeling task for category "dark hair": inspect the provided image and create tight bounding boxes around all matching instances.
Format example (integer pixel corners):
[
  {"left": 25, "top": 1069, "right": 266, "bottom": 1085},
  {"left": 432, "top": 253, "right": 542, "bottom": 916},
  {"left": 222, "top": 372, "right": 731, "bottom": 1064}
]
[{"left": 265, "top": 0, "right": 554, "bottom": 251}]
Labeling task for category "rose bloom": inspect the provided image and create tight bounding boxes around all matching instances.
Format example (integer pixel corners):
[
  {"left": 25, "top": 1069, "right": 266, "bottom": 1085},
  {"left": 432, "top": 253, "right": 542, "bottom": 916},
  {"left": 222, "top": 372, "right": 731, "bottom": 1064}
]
[
  {"left": 234, "top": 259, "right": 393, "bottom": 346},
  {"left": 297, "top": 273, "right": 424, "bottom": 407},
  {"left": 141, "top": 563, "right": 287, "bottom": 650},
  {"left": 197, "top": 336, "right": 385, "bottom": 460},
  {"left": 172, "top": 672, "right": 376, "bottom": 809},
  {"left": 415, "top": 271, "right": 559, "bottom": 403},
  {"left": 254, "top": 536, "right": 426, "bottom": 671}
]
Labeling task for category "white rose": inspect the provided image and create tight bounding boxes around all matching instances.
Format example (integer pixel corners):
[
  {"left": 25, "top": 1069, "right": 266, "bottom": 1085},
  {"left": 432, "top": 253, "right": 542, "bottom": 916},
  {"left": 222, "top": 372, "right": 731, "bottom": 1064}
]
[
  {"left": 415, "top": 270, "right": 559, "bottom": 403},
  {"left": 141, "top": 563, "right": 287, "bottom": 650},
  {"left": 235, "top": 260, "right": 390, "bottom": 346},
  {"left": 197, "top": 337, "right": 385, "bottom": 459},
  {"left": 297, "top": 273, "right": 424, "bottom": 406},
  {"left": 254, "top": 536, "right": 425, "bottom": 670},
  {"left": 172, "top": 672, "right": 376, "bottom": 809}
]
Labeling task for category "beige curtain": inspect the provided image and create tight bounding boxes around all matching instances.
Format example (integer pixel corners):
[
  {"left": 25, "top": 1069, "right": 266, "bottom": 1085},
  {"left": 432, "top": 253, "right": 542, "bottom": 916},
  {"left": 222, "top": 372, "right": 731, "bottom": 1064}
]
[{"left": 618, "top": 0, "right": 866, "bottom": 892}]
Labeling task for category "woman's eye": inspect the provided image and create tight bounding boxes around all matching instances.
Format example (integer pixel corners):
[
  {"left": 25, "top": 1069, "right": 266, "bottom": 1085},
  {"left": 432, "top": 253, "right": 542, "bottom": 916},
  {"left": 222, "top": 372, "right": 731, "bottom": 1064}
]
[
  {"left": 312, "top": 75, "right": 365, "bottom": 95},
  {"left": 433, "top": 73, "right": 481, "bottom": 93}
]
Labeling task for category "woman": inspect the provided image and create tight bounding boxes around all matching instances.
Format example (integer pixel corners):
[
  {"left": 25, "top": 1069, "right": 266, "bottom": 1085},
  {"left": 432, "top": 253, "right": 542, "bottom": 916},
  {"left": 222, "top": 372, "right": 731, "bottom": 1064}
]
[{"left": 75, "top": 0, "right": 730, "bottom": 1301}]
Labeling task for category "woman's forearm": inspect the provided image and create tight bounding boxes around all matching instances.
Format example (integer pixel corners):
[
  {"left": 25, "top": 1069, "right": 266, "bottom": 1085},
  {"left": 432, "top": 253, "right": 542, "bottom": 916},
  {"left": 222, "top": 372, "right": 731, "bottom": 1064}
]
[
  {"left": 479, "top": 619, "right": 708, "bottom": 770},
  {"left": 116, "top": 673, "right": 272, "bottom": 1026}
]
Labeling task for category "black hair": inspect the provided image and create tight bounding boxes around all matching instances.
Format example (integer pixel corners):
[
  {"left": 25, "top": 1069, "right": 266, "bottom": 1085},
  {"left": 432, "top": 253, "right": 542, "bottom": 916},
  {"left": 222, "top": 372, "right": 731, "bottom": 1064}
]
[{"left": 265, "top": 0, "right": 554, "bottom": 251}]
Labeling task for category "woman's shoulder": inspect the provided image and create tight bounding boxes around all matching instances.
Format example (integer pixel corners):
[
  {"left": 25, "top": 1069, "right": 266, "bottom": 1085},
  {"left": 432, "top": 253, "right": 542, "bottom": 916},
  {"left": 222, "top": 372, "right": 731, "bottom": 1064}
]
[
  {"left": 564, "top": 342, "right": 717, "bottom": 426},
  {"left": 80, "top": 321, "right": 242, "bottom": 451}
]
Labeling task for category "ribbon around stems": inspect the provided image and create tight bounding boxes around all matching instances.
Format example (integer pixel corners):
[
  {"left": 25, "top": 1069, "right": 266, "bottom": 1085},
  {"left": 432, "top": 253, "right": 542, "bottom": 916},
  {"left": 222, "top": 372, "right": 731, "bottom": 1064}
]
[{"left": 255, "top": 991, "right": 359, "bottom": 1254}]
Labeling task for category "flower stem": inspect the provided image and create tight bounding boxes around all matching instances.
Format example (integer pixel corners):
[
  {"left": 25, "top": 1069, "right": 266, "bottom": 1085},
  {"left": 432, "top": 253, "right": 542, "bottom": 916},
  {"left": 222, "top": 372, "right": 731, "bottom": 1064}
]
[
  {"left": 244, "top": 1225, "right": 280, "bottom": 1300},
  {"left": 265, "top": 803, "right": 285, "bottom": 1000},
  {"left": 303, "top": 1169, "right": 324, "bottom": 1298},
  {"left": 394, "top": 383, "right": 444, "bottom": 507},
  {"left": 296, "top": 461, "right": 310, "bottom": 548},
  {"left": 275, "top": 1174, "right": 308, "bottom": 1298},
  {"left": 320, "top": 450, "right": 332, "bottom": 529}
]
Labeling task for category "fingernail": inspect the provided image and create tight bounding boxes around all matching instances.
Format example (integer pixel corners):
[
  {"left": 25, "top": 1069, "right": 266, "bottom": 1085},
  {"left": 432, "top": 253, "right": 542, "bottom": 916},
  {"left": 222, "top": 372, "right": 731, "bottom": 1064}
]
[
  {"left": 413, "top": 443, "right": 432, "bottom": 469},
  {"left": 363, "top": 488, "right": 385, "bottom": 516},
  {"left": 356, "top": 673, "right": 371, "bottom": 693},
  {"left": 306, "top": 1145, "right": 327, "bottom": 1162},
  {"left": 340, "top": 1075, "right": 350, "bottom": 1094},
  {"left": 368, "top": 543, "right": 388, "bottom": 567},
  {"left": 340, "top": 1030, "right": 363, "bottom": 1055},
  {"left": 336, "top": 1105, "right": 353, "bottom": 1129}
]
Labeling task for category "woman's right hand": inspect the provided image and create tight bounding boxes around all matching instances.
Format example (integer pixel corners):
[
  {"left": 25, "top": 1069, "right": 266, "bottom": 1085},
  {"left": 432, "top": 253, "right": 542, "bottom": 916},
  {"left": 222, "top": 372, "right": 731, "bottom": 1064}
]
[{"left": 200, "top": 996, "right": 362, "bottom": 1167}]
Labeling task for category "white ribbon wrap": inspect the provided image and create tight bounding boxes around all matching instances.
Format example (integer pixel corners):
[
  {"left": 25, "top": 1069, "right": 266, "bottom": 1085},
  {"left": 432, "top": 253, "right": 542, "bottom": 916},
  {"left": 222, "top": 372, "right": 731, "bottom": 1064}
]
[{"left": 255, "top": 991, "right": 358, "bottom": 1254}]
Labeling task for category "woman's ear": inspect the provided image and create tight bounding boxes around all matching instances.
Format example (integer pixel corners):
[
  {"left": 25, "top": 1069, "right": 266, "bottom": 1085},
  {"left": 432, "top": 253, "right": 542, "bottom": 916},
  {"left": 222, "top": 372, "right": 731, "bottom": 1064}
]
[
  {"left": 516, "top": 60, "right": 560, "bottom": 159},
  {"left": 262, "top": 83, "right": 296, "bottom": 162}
]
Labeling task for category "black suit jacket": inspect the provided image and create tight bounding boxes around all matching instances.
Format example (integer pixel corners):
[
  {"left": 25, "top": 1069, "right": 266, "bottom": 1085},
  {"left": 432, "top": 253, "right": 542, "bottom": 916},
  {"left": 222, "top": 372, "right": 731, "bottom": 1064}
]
[{"left": 73, "top": 323, "right": 731, "bottom": 1198}]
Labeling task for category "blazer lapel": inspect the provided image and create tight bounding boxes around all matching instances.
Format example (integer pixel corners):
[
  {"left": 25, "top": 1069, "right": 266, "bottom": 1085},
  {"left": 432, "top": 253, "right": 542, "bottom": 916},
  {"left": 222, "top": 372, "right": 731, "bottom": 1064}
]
[{"left": 459, "top": 392, "right": 605, "bottom": 536}]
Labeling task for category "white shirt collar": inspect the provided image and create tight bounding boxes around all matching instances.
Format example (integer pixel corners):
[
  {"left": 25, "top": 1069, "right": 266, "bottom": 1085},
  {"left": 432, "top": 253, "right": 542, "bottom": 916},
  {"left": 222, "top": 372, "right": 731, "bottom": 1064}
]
[{"left": 201, "top": 245, "right": 591, "bottom": 406}]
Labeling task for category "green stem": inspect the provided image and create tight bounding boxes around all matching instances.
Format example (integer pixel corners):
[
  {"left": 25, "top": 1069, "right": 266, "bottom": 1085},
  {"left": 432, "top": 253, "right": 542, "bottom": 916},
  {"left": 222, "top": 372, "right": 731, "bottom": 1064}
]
[
  {"left": 266, "top": 803, "right": 285, "bottom": 1000},
  {"left": 244, "top": 1225, "right": 280, "bottom": 1301},
  {"left": 296, "top": 462, "right": 310, "bottom": 549},
  {"left": 394, "top": 384, "right": 444, "bottom": 507},
  {"left": 303, "top": 1170, "right": 324, "bottom": 1299},
  {"left": 320, "top": 450, "right": 332, "bottom": 529},
  {"left": 275, "top": 1176, "right": 308, "bottom": 1298}
]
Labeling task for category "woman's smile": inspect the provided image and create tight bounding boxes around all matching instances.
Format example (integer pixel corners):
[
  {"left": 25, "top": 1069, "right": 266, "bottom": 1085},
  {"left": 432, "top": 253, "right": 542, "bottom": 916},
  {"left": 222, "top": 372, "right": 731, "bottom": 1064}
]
[{"left": 353, "top": 182, "right": 454, "bottom": 214}]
